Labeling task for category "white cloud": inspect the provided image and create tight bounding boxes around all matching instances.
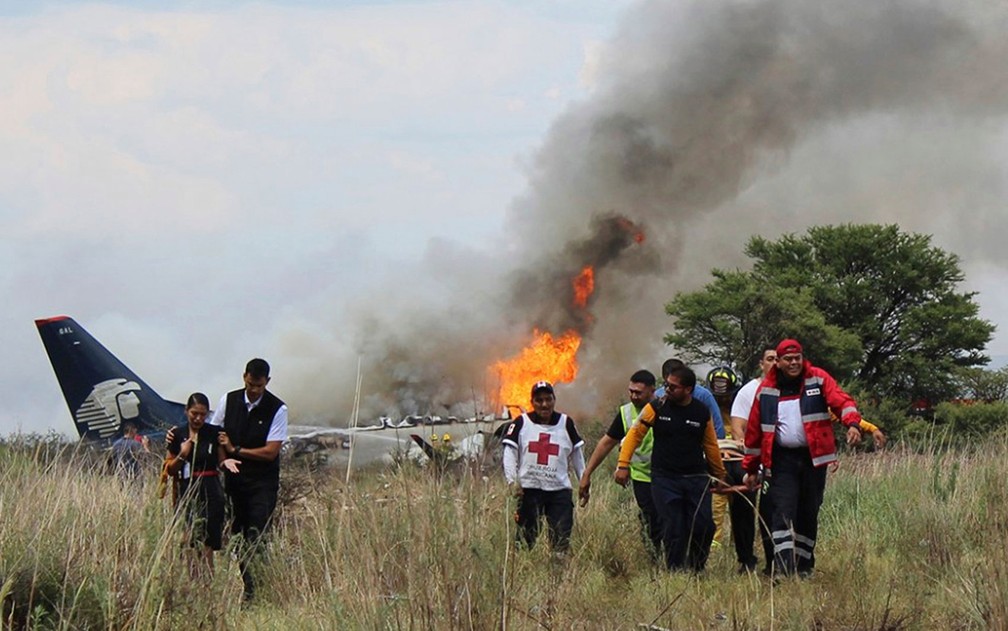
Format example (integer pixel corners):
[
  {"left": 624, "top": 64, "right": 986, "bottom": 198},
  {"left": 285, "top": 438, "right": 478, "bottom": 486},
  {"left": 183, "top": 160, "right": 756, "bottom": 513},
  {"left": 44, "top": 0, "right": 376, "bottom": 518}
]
[
  {"left": 0, "top": 1, "right": 615, "bottom": 434},
  {"left": 505, "top": 98, "right": 526, "bottom": 112},
  {"left": 0, "top": 2, "right": 604, "bottom": 240},
  {"left": 384, "top": 149, "right": 443, "bottom": 181}
]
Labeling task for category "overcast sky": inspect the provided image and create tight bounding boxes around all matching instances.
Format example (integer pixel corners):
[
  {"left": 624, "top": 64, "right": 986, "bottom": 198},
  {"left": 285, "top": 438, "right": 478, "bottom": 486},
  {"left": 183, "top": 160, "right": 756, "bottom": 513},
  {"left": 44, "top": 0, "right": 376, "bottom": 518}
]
[
  {"left": 1, "top": 0, "right": 635, "bottom": 435},
  {"left": 3, "top": 0, "right": 1007, "bottom": 437}
]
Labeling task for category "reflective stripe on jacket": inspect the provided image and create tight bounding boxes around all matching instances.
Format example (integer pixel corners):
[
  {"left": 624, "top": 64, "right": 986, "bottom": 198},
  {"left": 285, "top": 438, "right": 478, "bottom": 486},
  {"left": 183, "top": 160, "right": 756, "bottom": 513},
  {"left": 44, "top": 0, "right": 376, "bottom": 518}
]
[{"left": 742, "top": 362, "right": 861, "bottom": 474}]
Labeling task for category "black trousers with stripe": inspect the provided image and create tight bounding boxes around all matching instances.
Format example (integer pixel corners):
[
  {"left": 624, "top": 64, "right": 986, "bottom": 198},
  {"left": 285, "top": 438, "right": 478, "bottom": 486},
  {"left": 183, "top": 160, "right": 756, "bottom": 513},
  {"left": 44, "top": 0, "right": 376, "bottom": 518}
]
[{"left": 767, "top": 445, "right": 827, "bottom": 575}]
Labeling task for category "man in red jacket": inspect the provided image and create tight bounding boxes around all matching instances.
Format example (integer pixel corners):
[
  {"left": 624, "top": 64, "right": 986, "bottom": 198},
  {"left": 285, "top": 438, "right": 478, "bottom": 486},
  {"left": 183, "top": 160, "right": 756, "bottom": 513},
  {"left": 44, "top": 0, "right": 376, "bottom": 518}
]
[{"left": 742, "top": 339, "right": 862, "bottom": 577}]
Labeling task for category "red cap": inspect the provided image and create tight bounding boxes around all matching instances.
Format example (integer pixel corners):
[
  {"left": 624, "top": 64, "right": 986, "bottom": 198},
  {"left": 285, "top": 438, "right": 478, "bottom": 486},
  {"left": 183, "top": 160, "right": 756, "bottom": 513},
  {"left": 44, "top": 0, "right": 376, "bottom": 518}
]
[{"left": 776, "top": 339, "right": 803, "bottom": 356}]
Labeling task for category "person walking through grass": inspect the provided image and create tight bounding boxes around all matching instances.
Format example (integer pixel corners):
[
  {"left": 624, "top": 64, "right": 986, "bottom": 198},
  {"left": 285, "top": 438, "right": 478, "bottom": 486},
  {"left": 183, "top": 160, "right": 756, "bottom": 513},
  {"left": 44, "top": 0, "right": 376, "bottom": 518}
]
[
  {"left": 165, "top": 392, "right": 240, "bottom": 576},
  {"left": 502, "top": 381, "right": 586, "bottom": 553},
  {"left": 578, "top": 369, "right": 663, "bottom": 563},
  {"left": 742, "top": 338, "right": 863, "bottom": 578},
  {"left": 616, "top": 365, "right": 727, "bottom": 572},
  {"left": 210, "top": 358, "right": 288, "bottom": 600}
]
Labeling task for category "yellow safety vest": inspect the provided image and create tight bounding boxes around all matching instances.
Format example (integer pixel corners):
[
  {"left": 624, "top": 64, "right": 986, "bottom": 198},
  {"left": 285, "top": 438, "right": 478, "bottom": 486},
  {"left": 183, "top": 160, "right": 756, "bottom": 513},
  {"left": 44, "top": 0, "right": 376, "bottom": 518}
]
[{"left": 620, "top": 402, "right": 653, "bottom": 483}]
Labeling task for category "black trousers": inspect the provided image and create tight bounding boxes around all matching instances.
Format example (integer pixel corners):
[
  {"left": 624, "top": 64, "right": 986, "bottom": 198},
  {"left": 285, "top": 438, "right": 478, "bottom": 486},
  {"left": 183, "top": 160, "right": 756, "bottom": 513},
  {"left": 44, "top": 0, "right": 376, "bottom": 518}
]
[
  {"left": 226, "top": 473, "right": 279, "bottom": 597},
  {"left": 515, "top": 488, "right": 574, "bottom": 552},
  {"left": 632, "top": 480, "right": 664, "bottom": 564},
  {"left": 757, "top": 481, "right": 775, "bottom": 573},
  {"left": 726, "top": 461, "right": 775, "bottom": 571},
  {"left": 178, "top": 476, "right": 225, "bottom": 551},
  {"left": 767, "top": 445, "right": 826, "bottom": 575},
  {"left": 651, "top": 475, "right": 713, "bottom": 572},
  {"left": 726, "top": 460, "right": 757, "bottom": 567}
]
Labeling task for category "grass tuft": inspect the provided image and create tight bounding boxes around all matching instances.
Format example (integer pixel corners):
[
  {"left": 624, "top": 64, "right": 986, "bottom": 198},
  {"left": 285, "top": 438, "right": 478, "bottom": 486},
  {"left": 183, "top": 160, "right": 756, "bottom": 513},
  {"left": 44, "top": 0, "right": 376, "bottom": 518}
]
[{"left": 2, "top": 433, "right": 1008, "bottom": 628}]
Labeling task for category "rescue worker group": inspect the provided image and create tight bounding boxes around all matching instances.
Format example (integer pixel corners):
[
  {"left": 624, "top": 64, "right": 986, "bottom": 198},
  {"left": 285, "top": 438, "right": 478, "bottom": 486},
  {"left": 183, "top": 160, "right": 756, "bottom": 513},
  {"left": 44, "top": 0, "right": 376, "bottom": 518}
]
[
  {"left": 158, "top": 340, "right": 887, "bottom": 598},
  {"left": 503, "top": 338, "right": 885, "bottom": 577}
]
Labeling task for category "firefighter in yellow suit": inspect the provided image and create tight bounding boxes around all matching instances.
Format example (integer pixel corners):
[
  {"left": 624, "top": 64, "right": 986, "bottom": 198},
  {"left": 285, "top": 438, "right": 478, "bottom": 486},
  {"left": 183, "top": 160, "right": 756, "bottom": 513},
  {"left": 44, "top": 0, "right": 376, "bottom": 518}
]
[{"left": 706, "top": 367, "right": 741, "bottom": 548}]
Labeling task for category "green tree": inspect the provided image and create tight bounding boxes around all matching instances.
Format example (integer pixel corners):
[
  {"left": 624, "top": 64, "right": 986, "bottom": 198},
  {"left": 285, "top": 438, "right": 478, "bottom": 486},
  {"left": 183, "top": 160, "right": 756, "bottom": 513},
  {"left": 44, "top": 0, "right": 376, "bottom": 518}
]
[
  {"left": 748, "top": 224, "right": 992, "bottom": 399},
  {"left": 664, "top": 269, "right": 862, "bottom": 380},
  {"left": 665, "top": 224, "right": 993, "bottom": 400},
  {"left": 954, "top": 366, "right": 1008, "bottom": 402}
]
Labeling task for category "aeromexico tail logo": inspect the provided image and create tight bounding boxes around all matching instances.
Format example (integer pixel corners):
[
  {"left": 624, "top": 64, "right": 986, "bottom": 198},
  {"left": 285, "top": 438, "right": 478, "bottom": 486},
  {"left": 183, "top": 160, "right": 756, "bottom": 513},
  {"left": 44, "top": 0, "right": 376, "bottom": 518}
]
[{"left": 74, "top": 379, "right": 142, "bottom": 438}]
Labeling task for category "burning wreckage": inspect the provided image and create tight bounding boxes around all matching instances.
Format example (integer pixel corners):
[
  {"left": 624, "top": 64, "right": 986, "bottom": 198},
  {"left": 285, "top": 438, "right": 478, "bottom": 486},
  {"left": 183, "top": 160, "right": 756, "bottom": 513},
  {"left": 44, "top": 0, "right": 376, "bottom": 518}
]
[
  {"left": 36, "top": 216, "right": 648, "bottom": 473},
  {"left": 288, "top": 217, "right": 648, "bottom": 469},
  {"left": 34, "top": 314, "right": 513, "bottom": 472}
]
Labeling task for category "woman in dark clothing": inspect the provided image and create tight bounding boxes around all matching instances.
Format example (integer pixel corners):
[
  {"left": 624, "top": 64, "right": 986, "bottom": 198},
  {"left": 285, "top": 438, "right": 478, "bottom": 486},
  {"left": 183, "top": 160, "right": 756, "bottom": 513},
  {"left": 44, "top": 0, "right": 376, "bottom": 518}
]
[{"left": 165, "top": 392, "right": 240, "bottom": 574}]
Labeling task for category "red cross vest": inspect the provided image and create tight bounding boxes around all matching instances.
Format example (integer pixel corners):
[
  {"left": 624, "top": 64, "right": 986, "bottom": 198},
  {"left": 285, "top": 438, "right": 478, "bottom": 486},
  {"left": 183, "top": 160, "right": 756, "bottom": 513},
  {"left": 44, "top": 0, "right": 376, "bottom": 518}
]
[{"left": 502, "top": 413, "right": 582, "bottom": 491}]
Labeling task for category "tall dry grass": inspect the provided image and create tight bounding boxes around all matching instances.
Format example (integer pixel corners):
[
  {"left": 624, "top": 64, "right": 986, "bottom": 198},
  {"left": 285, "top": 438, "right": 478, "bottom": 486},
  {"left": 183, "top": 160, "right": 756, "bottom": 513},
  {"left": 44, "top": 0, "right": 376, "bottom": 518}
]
[{"left": 2, "top": 434, "right": 1008, "bottom": 630}]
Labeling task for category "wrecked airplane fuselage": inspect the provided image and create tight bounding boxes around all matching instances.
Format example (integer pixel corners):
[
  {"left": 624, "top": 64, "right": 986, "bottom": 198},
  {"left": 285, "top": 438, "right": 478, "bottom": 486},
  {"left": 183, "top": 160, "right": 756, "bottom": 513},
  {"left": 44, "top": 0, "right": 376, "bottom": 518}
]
[{"left": 283, "top": 417, "right": 508, "bottom": 471}]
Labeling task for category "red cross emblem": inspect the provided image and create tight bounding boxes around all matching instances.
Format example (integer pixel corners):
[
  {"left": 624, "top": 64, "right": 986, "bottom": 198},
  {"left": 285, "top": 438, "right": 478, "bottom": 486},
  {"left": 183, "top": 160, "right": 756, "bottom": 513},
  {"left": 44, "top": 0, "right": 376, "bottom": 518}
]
[{"left": 528, "top": 432, "right": 560, "bottom": 465}]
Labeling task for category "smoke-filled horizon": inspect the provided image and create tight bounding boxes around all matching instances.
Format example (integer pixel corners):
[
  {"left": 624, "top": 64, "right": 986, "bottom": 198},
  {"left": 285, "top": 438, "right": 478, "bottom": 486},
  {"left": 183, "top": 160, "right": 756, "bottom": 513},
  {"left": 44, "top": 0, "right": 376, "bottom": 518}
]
[{"left": 275, "top": 0, "right": 1008, "bottom": 426}]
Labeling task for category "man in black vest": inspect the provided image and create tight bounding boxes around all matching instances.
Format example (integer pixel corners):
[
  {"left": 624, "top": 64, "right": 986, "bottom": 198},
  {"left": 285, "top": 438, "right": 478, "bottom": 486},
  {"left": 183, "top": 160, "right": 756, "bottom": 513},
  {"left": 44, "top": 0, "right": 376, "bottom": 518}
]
[{"left": 211, "top": 358, "right": 288, "bottom": 600}]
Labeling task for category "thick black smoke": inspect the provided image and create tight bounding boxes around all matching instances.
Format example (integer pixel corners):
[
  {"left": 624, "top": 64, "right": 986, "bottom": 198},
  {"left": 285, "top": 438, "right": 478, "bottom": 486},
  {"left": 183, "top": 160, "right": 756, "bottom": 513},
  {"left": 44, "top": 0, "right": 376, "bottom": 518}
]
[
  {"left": 287, "top": 0, "right": 1008, "bottom": 424},
  {"left": 507, "top": 213, "right": 648, "bottom": 335}
]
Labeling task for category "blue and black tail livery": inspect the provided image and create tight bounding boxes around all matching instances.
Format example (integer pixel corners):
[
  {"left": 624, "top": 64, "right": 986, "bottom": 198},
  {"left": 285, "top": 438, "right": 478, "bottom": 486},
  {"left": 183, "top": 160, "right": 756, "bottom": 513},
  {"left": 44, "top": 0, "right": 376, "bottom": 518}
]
[{"left": 35, "top": 315, "right": 185, "bottom": 441}]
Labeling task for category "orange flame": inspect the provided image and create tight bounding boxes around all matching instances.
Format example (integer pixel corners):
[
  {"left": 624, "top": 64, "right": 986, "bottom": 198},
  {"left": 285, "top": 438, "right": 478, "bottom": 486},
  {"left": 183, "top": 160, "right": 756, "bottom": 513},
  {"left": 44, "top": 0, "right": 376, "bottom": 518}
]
[
  {"left": 615, "top": 216, "right": 646, "bottom": 244},
  {"left": 491, "top": 329, "right": 581, "bottom": 407},
  {"left": 572, "top": 266, "right": 595, "bottom": 308}
]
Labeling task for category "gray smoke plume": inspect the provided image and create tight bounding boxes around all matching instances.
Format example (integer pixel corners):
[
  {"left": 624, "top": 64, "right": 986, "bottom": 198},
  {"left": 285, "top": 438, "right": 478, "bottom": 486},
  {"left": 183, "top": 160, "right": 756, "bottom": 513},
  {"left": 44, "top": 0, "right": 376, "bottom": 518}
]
[
  {"left": 286, "top": 0, "right": 1008, "bottom": 425},
  {"left": 507, "top": 213, "right": 647, "bottom": 334}
]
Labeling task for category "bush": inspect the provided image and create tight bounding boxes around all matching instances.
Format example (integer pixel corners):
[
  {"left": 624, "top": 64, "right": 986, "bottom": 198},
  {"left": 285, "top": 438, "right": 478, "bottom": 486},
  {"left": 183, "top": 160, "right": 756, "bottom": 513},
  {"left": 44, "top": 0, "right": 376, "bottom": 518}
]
[
  {"left": 842, "top": 396, "right": 1008, "bottom": 451},
  {"left": 931, "top": 401, "right": 1008, "bottom": 444}
]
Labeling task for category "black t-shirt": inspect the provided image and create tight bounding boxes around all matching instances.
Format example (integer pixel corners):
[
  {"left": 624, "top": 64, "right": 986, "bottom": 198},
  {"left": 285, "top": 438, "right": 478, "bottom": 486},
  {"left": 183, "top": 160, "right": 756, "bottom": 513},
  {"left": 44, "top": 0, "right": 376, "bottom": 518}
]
[
  {"left": 606, "top": 410, "right": 626, "bottom": 441},
  {"left": 606, "top": 401, "right": 658, "bottom": 441},
  {"left": 646, "top": 398, "right": 712, "bottom": 478},
  {"left": 168, "top": 424, "right": 222, "bottom": 477}
]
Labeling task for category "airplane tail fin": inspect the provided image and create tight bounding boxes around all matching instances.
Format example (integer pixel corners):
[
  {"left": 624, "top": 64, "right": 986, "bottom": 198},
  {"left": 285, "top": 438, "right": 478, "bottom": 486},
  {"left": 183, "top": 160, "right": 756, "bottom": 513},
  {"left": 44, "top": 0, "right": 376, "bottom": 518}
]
[{"left": 35, "top": 316, "right": 184, "bottom": 441}]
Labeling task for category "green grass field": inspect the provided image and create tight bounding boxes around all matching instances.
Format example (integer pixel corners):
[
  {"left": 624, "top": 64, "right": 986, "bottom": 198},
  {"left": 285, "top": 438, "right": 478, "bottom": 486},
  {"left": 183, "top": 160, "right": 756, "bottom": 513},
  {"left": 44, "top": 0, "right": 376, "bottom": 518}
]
[{"left": 2, "top": 433, "right": 1006, "bottom": 630}]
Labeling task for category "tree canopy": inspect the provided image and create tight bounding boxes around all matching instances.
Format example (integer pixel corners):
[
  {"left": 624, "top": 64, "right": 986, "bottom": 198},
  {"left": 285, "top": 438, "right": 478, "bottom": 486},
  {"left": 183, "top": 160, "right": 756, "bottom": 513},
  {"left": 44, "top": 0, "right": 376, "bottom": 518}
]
[{"left": 665, "top": 224, "right": 994, "bottom": 400}]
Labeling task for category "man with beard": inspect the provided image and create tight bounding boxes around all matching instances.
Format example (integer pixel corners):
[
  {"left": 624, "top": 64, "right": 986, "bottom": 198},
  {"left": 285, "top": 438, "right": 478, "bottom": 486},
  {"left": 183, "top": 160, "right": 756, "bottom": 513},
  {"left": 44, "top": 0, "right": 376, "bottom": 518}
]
[
  {"left": 577, "top": 370, "right": 662, "bottom": 562},
  {"left": 616, "top": 366, "right": 727, "bottom": 573},
  {"left": 212, "top": 358, "right": 288, "bottom": 600}
]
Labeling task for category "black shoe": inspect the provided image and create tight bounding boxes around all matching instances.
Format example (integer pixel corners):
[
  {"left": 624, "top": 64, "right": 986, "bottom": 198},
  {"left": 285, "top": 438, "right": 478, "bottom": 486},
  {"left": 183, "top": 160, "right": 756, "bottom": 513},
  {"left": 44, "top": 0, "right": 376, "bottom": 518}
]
[
  {"left": 738, "top": 561, "right": 758, "bottom": 574},
  {"left": 240, "top": 567, "right": 255, "bottom": 604}
]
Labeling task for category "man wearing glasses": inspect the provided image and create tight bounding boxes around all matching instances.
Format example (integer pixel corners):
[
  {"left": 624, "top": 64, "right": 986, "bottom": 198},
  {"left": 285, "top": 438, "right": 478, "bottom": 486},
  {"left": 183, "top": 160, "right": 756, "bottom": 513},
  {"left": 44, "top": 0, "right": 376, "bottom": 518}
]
[
  {"left": 742, "top": 339, "right": 863, "bottom": 578},
  {"left": 577, "top": 370, "right": 662, "bottom": 562},
  {"left": 615, "top": 366, "right": 727, "bottom": 572}
]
